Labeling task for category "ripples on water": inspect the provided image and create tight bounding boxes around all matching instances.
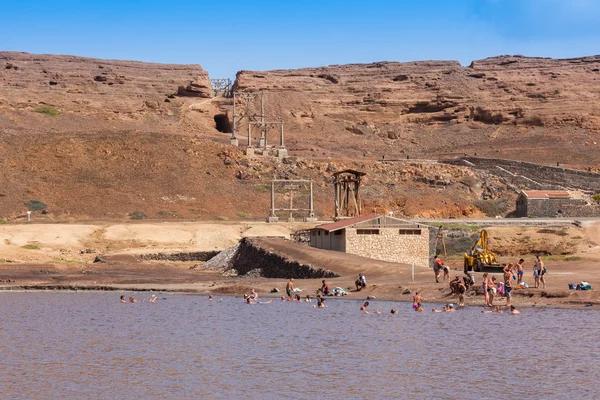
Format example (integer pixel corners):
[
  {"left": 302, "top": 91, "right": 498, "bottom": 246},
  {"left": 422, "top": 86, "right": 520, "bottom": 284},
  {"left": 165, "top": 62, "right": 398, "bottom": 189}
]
[{"left": 0, "top": 292, "right": 598, "bottom": 399}]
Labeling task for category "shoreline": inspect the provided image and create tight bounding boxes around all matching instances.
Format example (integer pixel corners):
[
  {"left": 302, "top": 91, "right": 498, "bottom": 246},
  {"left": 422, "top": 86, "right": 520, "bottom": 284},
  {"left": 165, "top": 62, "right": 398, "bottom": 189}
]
[{"left": 0, "top": 283, "right": 596, "bottom": 310}]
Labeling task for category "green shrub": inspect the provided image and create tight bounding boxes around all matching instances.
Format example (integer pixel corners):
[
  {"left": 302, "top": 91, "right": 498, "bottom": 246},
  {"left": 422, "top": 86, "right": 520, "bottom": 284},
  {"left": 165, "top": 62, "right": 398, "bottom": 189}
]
[
  {"left": 22, "top": 244, "right": 40, "bottom": 250},
  {"left": 236, "top": 211, "right": 248, "bottom": 218},
  {"left": 0, "top": 219, "right": 6, "bottom": 224},
  {"left": 130, "top": 210, "right": 145, "bottom": 220},
  {"left": 25, "top": 200, "right": 47, "bottom": 211},
  {"left": 33, "top": 106, "right": 58, "bottom": 116},
  {"left": 593, "top": 194, "right": 600, "bottom": 204}
]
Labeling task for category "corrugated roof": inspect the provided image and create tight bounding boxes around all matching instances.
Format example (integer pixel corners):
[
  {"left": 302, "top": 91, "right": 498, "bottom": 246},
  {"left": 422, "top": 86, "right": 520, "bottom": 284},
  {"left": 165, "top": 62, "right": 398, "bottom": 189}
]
[
  {"left": 313, "top": 215, "right": 380, "bottom": 232},
  {"left": 522, "top": 190, "right": 571, "bottom": 199}
]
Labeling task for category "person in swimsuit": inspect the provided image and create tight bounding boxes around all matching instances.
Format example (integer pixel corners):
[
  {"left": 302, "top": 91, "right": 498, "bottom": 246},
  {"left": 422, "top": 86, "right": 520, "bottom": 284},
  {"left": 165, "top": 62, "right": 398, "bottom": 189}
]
[
  {"left": 286, "top": 279, "right": 294, "bottom": 300},
  {"left": 516, "top": 259, "right": 525, "bottom": 284},
  {"left": 536, "top": 255, "right": 547, "bottom": 289},
  {"left": 249, "top": 289, "right": 258, "bottom": 301},
  {"left": 390, "top": 308, "right": 398, "bottom": 314},
  {"left": 445, "top": 304, "right": 456, "bottom": 312},
  {"left": 533, "top": 258, "right": 541, "bottom": 288},
  {"left": 120, "top": 295, "right": 126, "bottom": 303},
  {"left": 433, "top": 254, "right": 445, "bottom": 283},
  {"left": 503, "top": 267, "right": 513, "bottom": 307},
  {"left": 360, "top": 301, "right": 380, "bottom": 314},
  {"left": 487, "top": 276, "right": 497, "bottom": 306},
  {"left": 413, "top": 292, "right": 422, "bottom": 310},
  {"left": 510, "top": 305, "right": 520, "bottom": 314},
  {"left": 482, "top": 273, "right": 490, "bottom": 307},
  {"left": 129, "top": 297, "right": 137, "bottom": 303}
]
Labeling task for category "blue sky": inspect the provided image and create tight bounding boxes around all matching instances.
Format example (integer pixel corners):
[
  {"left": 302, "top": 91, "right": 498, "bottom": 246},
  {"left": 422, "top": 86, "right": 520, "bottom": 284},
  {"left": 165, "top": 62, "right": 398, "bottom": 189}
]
[{"left": 1, "top": 0, "right": 599, "bottom": 78}]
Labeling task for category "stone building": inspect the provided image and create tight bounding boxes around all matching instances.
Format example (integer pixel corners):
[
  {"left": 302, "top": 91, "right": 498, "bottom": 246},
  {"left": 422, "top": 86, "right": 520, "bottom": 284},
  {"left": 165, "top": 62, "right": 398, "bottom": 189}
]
[
  {"left": 515, "top": 190, "right": 600, "bottom": 218},
  {"left": 309, "top": 215, "right": 430, "bottom": 267}
]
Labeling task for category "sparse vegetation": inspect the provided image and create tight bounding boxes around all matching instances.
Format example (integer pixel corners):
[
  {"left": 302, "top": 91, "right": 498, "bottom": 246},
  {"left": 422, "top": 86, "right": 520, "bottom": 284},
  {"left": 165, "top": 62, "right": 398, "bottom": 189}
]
[
  {"left": 21, "top": 244, "right": 40, "bottom": 250},
  {"left": 438, "top": 224, "right": 480, "bottom": 231},
  {"left": 130, "top": 210, "right": 145, "bottom": 220},
  {"left": 236, "top": 211, "right": 248, "bottom": 218},
  {"left": 0, "top": 219, "right": 6, "bottom": 224},
  {"left": 50, "top": 258, "right": 85, "bottom": 264},
  {"left": 593, "top": 194, "right": 600, "bottom": 204},
  {"left": 25, "top": 200, "right": 47, "bottom": 211},
  {"left": 32, "top": 106, "right": 58, "bottom": 116}
]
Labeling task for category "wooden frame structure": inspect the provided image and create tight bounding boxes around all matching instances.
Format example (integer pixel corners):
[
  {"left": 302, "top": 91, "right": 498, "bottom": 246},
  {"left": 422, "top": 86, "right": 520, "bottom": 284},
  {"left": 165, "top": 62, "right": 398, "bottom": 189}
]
[{"left": 333, "top": 169, "right": 366, "bottom": 219}]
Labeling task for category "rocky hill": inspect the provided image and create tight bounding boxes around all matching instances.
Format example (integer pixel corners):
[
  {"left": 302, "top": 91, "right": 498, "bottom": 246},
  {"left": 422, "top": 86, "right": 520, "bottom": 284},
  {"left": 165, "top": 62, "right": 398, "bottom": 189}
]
[
  {"left": 234, "top": 55, "right": 600, "bottom": 166},
  {"left": 1, "top": 52, "right": 599, "bottom": 220}
]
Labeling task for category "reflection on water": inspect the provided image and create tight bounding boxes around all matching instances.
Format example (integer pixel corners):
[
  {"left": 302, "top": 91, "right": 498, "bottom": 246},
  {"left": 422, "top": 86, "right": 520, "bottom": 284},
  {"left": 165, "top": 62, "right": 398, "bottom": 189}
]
[{"left": 0, "top": 292, "right": 598, "bottom": 399}]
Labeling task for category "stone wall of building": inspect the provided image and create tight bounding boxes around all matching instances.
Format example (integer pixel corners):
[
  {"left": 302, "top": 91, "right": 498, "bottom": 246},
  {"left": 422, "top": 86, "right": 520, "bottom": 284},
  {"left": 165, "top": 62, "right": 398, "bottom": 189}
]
[
  {"left": 526, "top": 198, "right": 600, "bottom": 217},
  {"left": 345, "top": 228, "right": 430, "bottom": 267}
]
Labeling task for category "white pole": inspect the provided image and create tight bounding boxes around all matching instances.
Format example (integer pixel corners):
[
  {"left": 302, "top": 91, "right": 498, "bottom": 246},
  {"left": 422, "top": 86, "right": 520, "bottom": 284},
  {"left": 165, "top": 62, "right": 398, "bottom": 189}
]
[{"left": 411, "top": 263, "right": 415, "bottom": 283}]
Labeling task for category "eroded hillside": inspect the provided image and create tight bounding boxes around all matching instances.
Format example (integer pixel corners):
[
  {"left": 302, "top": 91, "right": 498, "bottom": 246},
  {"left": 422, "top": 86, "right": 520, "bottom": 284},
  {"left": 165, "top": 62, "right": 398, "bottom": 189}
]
[{"left": 1, "top": 52, "right": 598, "bottom": 220}]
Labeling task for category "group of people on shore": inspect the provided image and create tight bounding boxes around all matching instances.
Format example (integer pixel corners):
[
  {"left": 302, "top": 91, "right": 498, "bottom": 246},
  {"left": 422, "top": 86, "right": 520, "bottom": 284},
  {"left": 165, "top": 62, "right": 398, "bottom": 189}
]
[{"left": 433, "top": 254, "right": 548, "bottom": 309}]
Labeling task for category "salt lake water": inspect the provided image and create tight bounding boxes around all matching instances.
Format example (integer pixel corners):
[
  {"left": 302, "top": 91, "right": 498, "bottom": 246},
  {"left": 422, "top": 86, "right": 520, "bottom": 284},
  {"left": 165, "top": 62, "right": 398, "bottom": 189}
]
[{"left": 0, "top": 292, "right": 598, "bottom": 399}]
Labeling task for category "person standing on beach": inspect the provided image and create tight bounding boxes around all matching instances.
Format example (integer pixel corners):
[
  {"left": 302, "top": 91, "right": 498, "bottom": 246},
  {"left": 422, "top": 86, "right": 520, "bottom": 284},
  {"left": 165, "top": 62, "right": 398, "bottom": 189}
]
[
  {"left": 515, "top": 259, "right": 525, "bottom": 284},
  {"left": 536, "top": 255, "right": 547, "bottom": 289},
  {"left": 286, "top": 279, "right": 294, "bottom": 301},
  {"left": 503, "top": 266, "right": 513, "bottom": 308},
  {"left": 533, "top": 256, "right": 542, "bottom": 288},
  {"left": 433, "top": 255, "right": 445, "bottom": 283},
  {"left": 482, "top": 273, "right": 490, "bottom": 306}
]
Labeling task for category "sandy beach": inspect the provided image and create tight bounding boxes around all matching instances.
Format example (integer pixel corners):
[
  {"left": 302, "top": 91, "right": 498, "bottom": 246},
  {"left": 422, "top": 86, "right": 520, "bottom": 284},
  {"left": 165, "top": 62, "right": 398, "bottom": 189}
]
[{"left": 0, "top": 219, "right": 598, "bottom": 309}]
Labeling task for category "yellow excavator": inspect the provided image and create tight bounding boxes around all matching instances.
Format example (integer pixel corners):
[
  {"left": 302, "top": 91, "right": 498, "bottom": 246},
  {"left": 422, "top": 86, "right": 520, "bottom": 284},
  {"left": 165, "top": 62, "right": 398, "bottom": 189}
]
[{"left": 464, "top": 230, "right": 502, "bottom": 273}]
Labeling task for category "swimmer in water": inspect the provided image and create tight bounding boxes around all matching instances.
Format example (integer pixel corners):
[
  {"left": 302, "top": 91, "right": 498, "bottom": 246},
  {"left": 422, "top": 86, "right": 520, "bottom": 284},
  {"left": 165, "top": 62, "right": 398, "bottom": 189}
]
[
  {"left": 281, "top": 296, "right": 286, "bottom": 302},
  {"left": 208, "top": 295, "right": 213, "bottom": 301},
  {"left": 149, "top": 295, "right": 158, "bottom": 303},
  {"left": 432, "top": 308, "right": 442, "bottom": 313},
  {"left": 120, "top": 295, "right": 126, "bottom": 303},
  {"left": 129, "top": 297, "right": 137, "bottom": 303},
  {"left": 446, "top": 304, "right": 456, "bottom": 312},
  {"left": 249, "top": 289, "right": 258, "bottom": 301},
  {"left": 305, "top": 295, "right": 312, "bottom": 302},
  {"left": 295, "top": 294, "right": 302, "bottom": 302},
  {"left": 510, "top": 305, "right": 520, "bottom": 314},
  {"left": 360, "top": 302, "right": 381, "bottom": 314},
  {"left": 390, "top": 308, "right": 398, "bottom": 314}
]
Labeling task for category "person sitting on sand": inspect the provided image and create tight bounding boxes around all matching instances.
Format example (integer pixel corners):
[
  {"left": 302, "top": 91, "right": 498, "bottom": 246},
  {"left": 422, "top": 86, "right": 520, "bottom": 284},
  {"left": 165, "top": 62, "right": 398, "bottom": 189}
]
[
  {"left": 120, "top": 295, "right": 126, "bottom": 303},
  {"left": 510, "top": 305, "right": 520, "bottom": 314},
  {"left": 319, "top": 280, "right": 330, "bottom": 296},
  {"left": 129, "top": 297, "right": 137, "bottom": 303},
  {"left": 355, "top": 273, "right": 367, "bottom": 291}
]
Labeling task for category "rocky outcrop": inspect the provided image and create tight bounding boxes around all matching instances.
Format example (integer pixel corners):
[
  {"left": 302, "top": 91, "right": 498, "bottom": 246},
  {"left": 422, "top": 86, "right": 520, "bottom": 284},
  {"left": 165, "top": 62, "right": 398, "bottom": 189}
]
[
  {"left": 208, "top": 238, "right": 339, "bottom": 279},
  {"left": 0, "top": 51, "right": 212, "bottom": 133}
]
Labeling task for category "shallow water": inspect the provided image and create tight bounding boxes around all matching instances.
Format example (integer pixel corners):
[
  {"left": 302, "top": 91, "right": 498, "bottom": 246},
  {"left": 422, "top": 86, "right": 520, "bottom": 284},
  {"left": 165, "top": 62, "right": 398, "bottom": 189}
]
[{"left": 0, "top": 292, "right": 597, "bottom": 399}]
